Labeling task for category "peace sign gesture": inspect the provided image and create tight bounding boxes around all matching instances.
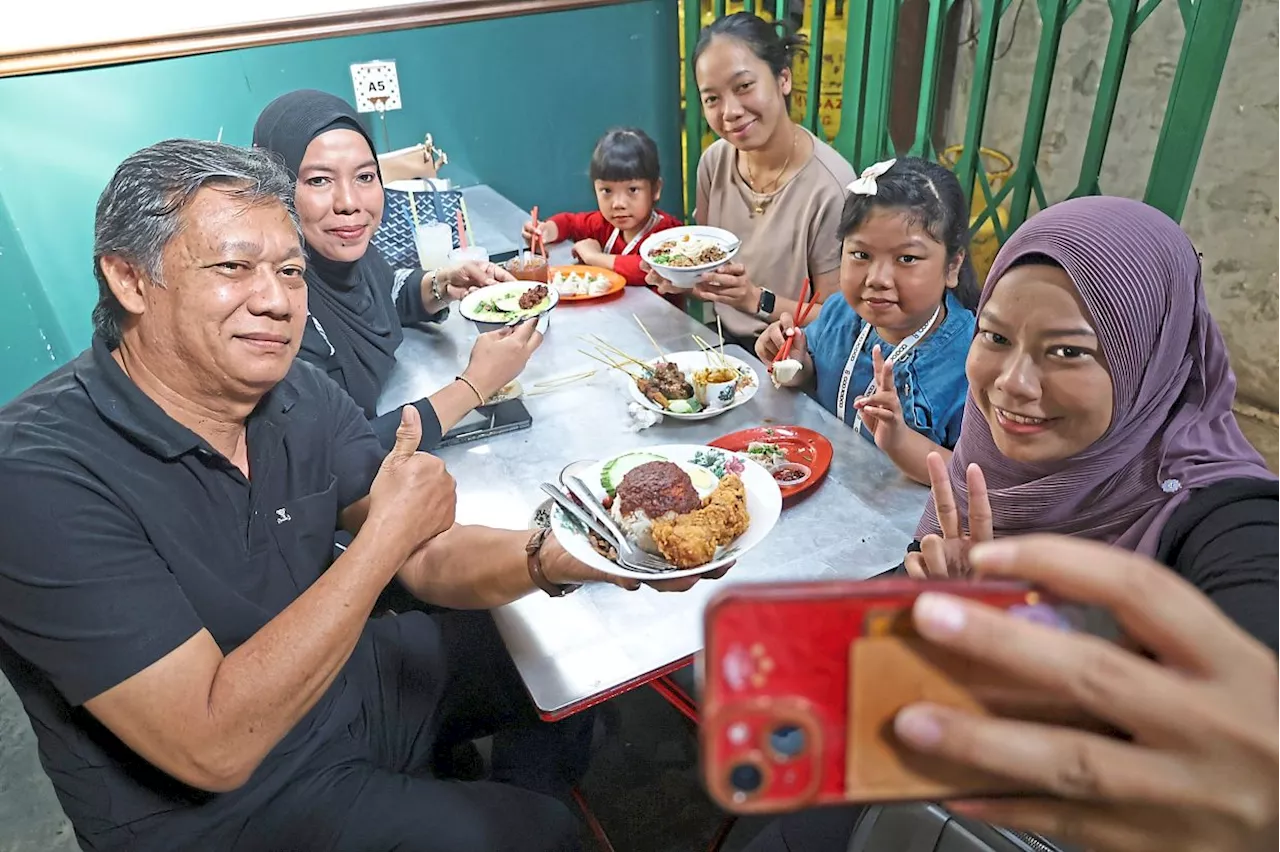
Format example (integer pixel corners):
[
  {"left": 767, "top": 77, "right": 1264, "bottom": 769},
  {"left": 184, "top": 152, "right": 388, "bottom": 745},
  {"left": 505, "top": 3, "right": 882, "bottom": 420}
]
[
  {"left": 853, "top": 344, "right": 909, "bottom": 452},
  {"left": 905, "top": 452, "right": 993, "bottom": 579}
]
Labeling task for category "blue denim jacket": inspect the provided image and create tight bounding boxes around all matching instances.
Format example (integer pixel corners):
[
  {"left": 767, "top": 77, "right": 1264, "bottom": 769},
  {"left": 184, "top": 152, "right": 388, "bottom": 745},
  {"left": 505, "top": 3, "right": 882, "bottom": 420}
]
[{"left": 805, "top": 289, "right": 974, "bottom": 449}]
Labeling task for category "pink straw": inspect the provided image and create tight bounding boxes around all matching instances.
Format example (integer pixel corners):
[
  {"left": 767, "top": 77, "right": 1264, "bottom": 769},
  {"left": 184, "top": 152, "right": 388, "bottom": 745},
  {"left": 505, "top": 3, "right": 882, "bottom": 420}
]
[{"left": 456, "top": 210, "right": 468, "bottom": 250}]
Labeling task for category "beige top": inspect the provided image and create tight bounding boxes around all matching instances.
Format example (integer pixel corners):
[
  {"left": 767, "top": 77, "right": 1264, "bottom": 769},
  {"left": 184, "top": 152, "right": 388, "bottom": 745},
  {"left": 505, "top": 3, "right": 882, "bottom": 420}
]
[{"left": 696, "top": 127, "right": 856, "bottom": 340}]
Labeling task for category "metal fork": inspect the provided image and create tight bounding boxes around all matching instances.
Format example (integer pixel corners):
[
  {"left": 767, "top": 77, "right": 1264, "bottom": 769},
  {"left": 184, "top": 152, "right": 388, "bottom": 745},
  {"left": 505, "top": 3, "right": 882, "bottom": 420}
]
[
  {"left": 562, "top": 476, "right": 680, "bottom": 574},
  {"left": 538, "top": 484, "right": 669, "bottom": 575}
]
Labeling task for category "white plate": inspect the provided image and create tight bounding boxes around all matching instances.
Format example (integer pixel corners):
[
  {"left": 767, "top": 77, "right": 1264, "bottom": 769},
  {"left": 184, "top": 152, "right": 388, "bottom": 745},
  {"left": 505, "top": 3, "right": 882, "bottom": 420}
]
[
  {"left": 627, "top": 351, "right": 759, "bottom": 421},
  {"left": 459, "top": 282, "right": 560, "bottom": 323},
  {"left": 549, "top": 444, "right": 782, "bottom": 581},
  {"left": 640, "top": 225, "right": 741, "bottom": 288}
]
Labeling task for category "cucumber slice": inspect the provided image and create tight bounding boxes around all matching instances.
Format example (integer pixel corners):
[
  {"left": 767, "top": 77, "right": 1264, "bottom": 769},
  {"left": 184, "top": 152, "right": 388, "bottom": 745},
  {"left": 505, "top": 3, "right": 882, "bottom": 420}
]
[
  {"left": 493, "top": 293, "right": 523, "bottom": 312},
  {"left": 666, "top": 398, "right": 703, "bottom": 415},
  {"left": 600, "top": 451, "right": 667, "bottom": 496}
]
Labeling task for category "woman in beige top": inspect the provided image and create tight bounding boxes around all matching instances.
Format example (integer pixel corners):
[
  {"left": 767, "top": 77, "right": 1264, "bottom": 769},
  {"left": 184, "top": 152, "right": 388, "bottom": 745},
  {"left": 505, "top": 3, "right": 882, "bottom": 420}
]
[{"left": 648, "top": 12, "right": 856, "bottom": 345}]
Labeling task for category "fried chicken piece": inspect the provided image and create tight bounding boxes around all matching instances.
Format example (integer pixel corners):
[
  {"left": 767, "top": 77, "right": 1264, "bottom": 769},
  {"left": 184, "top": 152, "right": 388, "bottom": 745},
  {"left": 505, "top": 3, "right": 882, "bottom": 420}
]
[
  {"left": 651, "top": 520, "right": 720, "bottom": 568},
  {"left": 650, "top": 475, "right": 749, "bottom": 568}
]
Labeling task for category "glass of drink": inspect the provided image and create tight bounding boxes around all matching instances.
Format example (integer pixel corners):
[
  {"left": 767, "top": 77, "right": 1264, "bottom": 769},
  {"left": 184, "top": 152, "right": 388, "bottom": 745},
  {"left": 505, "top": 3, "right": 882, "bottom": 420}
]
[
  {"left": 414, "top": 222, "right": 453, "bottom": 270},
  {"left": 506, "top": 253, "right": 548, "bottom": 283}
]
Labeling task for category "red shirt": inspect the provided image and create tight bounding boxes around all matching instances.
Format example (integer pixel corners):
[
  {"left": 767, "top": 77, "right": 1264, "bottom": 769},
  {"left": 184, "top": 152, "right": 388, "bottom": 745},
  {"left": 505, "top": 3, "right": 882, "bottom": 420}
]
[{"left": 548, "top": 209, "right": 684, "bottom": 285}]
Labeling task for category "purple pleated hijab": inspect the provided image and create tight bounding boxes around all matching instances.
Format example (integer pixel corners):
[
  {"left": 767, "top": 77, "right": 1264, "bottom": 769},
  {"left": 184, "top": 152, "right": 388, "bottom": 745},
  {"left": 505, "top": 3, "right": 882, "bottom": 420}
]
[{"left": 917, "top": 196, "right": 1273, "bottom": 556}]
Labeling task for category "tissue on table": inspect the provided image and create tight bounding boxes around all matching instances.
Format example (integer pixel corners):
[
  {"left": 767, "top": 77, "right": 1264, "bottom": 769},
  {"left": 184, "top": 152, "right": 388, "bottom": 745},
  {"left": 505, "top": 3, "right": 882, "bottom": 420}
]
[{"left": 626, "top": 402, "right": 662, "bottom": 432}]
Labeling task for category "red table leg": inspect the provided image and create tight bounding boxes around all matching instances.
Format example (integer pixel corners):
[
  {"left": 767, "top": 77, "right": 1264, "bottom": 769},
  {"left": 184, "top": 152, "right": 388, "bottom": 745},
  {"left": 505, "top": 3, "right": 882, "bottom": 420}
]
[
  {"left": 648, "top": 670, "right": 737, "bottom": 852},
  {"left": 572, "top": 786, "right": 618, "bottom": 852}
]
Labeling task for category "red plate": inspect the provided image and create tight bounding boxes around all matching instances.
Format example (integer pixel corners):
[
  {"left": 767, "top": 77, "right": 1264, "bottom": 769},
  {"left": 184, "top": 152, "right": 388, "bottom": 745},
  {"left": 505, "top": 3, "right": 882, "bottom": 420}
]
[{"left": 708, "top": 425, "right": 833, "bottom": 500}]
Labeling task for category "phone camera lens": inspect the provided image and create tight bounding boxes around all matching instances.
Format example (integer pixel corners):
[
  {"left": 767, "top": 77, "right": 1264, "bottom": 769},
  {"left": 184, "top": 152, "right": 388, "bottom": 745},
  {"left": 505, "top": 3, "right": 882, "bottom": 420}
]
[
  {"left": 769, "top": 724, "right": 806, "bottom": 758},
  {"left": 728, "top": 763, "right": 764, "bottom": 794}
]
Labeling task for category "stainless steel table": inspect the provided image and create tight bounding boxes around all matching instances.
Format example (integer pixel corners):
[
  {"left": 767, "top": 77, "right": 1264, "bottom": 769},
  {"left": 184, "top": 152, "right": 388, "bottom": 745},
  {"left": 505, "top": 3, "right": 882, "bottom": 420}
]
[
  {"left": 378, "top": 287, "right": 929, "bottom": 719},
  {"left": 458, "top": 184, "right": 530, "bottom": 260}
]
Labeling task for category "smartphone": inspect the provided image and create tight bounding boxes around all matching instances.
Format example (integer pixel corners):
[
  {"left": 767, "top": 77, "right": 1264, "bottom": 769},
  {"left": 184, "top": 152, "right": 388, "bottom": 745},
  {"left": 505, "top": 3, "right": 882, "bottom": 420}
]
[
  {"left": 700, "top": 579, "right": 1114, "bottom": 814},
  {"left": 438, "top": 397, "right": 532, "bottom": 448}
]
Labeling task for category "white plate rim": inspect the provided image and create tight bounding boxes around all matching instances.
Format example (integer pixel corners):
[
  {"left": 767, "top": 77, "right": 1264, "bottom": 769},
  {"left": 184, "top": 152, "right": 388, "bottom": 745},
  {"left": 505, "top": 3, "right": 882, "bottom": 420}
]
[
  {"left": 626, "top": 351, "right": 759, "bottom": 420},
  {"left": 548, "top": 444, "right": 782, "bottom": 581},
  {"left": 639, "top": 225, "right": 741, "bottom": 274},
  {"left": 458, "top": 281, "right": 560, "bottom": 322}
]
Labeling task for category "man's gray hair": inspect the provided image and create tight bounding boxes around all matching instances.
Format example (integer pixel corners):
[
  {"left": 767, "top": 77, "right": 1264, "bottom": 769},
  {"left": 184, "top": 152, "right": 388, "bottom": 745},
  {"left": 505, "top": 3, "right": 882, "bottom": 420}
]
[{"left": 92, "top": 139, "right": 300, "bottom": 347}]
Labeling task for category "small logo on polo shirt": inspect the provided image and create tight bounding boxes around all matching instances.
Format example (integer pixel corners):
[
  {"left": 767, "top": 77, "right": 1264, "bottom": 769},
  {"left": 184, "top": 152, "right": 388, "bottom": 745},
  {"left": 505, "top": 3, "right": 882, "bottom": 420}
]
[{"left": 276, "top": 508, "right": 292, "bottom": 525}]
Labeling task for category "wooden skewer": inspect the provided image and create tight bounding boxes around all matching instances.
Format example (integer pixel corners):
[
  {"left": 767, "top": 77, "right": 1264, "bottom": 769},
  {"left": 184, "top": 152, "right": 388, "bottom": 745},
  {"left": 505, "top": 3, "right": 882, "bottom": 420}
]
[
  {"left": 633, "top": 314, "right": 666, "bottom": 361},
  {"left": 534, "top": 370, "right": 596, "bottom": 388},
  {"left": 577, "top": 350, "right": 640, "bottom": 377},
  {"left": 584, "top": 335, "right": 653, "bottom": 372},
  {"left": 715, "top": 315, "right": 727, "bottom": 367},
  {"left": 692, "top": 334, "right": 727, "bottom": 370}
]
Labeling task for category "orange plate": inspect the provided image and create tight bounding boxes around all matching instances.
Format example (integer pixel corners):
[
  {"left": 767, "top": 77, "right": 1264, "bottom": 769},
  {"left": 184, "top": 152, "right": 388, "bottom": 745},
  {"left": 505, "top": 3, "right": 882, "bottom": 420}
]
[
  {"left": 709, "top": 425, "right": 833, "bottom": 500},
  {"left": 549, "top": 265, "right": 627, "bottom": 302}
]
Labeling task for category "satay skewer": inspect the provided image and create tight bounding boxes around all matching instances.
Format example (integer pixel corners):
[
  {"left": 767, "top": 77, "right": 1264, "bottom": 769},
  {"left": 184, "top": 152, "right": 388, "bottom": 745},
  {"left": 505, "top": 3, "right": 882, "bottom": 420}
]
[{"left": 633, "top": 314, "right": 667, "bottom": 361}]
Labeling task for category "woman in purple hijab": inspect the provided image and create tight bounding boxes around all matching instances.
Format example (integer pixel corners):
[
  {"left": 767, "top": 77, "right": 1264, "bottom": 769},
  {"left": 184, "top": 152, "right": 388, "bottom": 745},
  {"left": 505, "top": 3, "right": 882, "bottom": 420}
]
[
  {"left": 740, "top": 196, "right": 1277, "bottom": 852},
  {"left": 907, "top": 195, "right": 1276, "bottom": 649}
]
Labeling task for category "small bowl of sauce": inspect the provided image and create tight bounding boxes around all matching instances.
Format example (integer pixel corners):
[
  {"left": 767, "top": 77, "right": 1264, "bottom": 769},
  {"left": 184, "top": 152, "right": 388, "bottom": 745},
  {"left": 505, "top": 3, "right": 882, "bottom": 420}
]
[{"left": 771, "top": 463, "right": 811, "bottom": 487}]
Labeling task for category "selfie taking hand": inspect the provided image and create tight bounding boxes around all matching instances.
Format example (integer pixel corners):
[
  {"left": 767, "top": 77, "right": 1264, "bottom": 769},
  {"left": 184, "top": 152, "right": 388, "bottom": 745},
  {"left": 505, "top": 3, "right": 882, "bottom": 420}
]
[
  {"left": 368, "top": 406, "right": 457, "bottom": 560},
  {"left": 904, "top": 452, "right": 992, "bottom": 579},
  {"left": 894, "top": 535, "right": 1278, "bottom": 852}
]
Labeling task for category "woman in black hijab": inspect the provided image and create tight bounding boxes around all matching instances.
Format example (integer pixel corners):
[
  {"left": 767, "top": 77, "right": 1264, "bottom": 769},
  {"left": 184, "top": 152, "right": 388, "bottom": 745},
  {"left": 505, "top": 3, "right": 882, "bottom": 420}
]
[{"left": 253, "top": 89, "right": 541, "bottom": 450}]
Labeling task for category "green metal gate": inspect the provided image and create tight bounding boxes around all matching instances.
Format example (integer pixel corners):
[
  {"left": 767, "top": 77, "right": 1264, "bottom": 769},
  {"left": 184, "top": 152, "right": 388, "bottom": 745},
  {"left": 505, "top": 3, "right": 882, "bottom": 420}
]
[{"left": 679, "top": 0, "right": 1244, "bottom": 257}]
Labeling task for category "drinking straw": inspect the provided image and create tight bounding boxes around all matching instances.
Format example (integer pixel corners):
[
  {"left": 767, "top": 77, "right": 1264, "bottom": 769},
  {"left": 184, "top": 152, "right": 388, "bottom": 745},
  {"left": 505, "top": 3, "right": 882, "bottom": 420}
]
[
  {"left": 407, "top": 190, "right": 421, "bottom": 228},
  {"left": 459, "top": 196, "right": 475, "bottom": 247},
  {"left": 456, "top": 210, "right": 468, "bottom": 250}
]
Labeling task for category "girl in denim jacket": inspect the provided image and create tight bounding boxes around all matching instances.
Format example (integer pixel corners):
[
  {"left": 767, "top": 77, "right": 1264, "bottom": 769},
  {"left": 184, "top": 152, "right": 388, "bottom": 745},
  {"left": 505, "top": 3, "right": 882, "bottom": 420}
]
[{"left": 757, "top": 157, "right": 978, "bottom": 484}]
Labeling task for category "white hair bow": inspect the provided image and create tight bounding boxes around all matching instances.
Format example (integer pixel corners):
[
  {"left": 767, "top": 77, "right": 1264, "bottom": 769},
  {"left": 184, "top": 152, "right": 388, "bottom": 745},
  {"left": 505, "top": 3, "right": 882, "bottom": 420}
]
[{"left": 846, "top": 159, "right": 897, "bottom": 196}]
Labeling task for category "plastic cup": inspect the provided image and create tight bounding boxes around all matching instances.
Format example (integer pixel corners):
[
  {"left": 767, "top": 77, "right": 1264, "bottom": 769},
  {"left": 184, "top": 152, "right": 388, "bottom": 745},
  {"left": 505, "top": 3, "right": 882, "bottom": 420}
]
[
  {"left": 448, "top": 246, "right": 489, "bottom": 265},
  {"left": 414, "top": 222, "right": 453, "bottom": 271}
]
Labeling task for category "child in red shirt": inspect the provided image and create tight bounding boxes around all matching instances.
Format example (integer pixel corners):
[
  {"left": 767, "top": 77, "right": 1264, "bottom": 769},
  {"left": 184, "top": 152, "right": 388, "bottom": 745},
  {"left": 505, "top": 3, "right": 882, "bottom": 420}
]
[{"left": 523, "top": 128, "right": 683, "bottom": 286}]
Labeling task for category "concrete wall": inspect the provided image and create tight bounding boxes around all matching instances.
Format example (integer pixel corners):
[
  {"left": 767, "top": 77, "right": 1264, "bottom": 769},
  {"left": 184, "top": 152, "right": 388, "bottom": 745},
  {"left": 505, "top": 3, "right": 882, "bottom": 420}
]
[{"left": 944, "top": 0, "right": 1278, "bottom": 466}]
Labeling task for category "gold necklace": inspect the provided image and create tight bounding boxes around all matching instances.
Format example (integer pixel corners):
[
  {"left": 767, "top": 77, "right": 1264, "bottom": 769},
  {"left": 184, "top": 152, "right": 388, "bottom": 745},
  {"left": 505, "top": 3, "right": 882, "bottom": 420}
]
[{"left": 745, "top": 127, "right": 798, "bottom": 216}]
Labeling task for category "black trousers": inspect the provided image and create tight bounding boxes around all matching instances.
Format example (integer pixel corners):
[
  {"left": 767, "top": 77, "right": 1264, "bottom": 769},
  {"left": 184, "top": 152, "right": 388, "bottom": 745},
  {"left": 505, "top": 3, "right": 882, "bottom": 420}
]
[
  {"left": 740, "top": 806, "right": 866, "bottom": 852},
  {"left": 238, "top": 610, "right": 591, "bottom": 852}
]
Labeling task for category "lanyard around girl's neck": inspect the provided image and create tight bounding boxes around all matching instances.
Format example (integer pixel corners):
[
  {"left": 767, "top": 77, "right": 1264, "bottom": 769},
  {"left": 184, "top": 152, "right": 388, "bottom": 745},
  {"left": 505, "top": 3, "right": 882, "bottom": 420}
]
[
  {"left": 836, "top": 303, "right": 943, "bottom": 430},
  {"left": 604, "top": 210, "right": 661, "bottom": 255}
]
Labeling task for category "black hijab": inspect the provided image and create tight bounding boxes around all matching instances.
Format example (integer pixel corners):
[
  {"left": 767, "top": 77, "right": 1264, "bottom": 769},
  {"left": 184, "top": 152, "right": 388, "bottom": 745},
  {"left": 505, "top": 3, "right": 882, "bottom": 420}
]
[{"left": 253, "top": 89, "right": 402, "bottom": 419}]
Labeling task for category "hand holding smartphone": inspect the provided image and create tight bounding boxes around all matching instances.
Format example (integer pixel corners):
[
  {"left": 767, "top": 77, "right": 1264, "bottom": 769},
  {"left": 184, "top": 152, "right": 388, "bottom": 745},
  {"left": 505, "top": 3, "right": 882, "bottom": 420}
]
[{"left": 700, "top": 579, "right": 1114, "bottom": 814}]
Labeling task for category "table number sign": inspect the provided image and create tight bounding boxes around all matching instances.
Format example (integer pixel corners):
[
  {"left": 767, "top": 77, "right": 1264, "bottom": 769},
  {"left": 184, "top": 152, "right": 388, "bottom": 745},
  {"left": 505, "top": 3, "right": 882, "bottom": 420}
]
[{"left": 350, "top": 60, "right": 402, "bottom": 113}]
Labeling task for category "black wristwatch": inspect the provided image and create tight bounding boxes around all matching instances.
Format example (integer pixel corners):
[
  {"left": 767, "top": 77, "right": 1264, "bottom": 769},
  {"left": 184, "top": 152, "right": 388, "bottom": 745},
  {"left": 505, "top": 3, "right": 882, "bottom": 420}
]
[{"left": 756, "top": 287, "right": 777, "bottom": 318}]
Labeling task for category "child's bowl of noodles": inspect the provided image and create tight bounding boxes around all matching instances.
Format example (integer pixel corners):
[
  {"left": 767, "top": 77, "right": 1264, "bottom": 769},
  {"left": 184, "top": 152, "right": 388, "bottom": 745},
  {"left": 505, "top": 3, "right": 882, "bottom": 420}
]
[{"left": 640, "top": 226, "right": 740, "bottom": 288}]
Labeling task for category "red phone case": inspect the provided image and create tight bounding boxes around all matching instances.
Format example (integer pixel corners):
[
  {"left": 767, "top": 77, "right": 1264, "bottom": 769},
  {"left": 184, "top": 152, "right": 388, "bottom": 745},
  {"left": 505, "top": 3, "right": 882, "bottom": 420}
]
[{"left": 700, "top": 579, "right": 1096, "bottom": 814}]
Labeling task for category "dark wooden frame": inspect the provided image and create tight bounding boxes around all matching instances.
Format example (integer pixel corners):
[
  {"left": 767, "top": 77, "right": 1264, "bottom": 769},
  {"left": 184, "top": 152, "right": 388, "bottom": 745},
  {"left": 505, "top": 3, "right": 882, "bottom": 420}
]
[{"left": 0, "top": 0, "right": 631, "bottom": 78}]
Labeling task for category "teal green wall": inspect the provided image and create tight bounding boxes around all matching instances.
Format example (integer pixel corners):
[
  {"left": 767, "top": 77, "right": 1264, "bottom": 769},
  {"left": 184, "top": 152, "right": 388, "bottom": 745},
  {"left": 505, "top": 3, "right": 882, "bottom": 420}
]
[
  {"left": 0, "top": 195, "right": 65, "bottom": 401},
  {"left": 0, "top": 0, "right": 680, "bottom": 401}
]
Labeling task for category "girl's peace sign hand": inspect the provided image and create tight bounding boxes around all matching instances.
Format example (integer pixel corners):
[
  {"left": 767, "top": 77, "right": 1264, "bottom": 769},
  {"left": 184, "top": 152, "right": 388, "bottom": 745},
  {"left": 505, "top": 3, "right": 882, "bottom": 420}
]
[
  {"left": 853, "top": 345, "right": 909, "bottom": 452},
  {"left": 905, "top": 452, "right": 994, "bottom": 579}
]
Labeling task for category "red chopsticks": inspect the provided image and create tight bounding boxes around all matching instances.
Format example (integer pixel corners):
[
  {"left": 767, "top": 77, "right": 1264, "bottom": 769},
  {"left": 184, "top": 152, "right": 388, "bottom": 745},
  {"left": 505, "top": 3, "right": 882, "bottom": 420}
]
[
  {"left": 528, "top": 205, "right": 548, "bottom": 260},
  {"left": 773, "top": 278, "right": 817, "bottom": 366},
  {"left": 456, "top": 210, "right": 468, "bottom": 250}
]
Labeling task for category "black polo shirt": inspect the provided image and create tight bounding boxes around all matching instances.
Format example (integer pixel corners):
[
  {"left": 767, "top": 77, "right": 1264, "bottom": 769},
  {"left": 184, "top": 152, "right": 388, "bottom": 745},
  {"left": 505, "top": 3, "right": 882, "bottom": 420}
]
[{"left": 0, "top": 337, "right": 385, "bottom": 851}]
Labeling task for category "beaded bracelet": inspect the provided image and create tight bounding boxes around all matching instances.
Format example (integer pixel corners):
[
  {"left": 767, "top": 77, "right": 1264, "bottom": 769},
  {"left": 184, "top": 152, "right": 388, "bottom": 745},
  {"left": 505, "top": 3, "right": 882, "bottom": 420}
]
[{"left": 455, "top": 375, "right": 485, "bottom": 405}]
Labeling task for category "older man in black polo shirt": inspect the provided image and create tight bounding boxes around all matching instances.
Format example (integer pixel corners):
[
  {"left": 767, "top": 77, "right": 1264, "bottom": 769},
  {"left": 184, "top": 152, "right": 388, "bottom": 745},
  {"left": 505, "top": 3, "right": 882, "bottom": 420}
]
[{"left": 0, "top": 140, "right": 687, "bottom": 852}]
